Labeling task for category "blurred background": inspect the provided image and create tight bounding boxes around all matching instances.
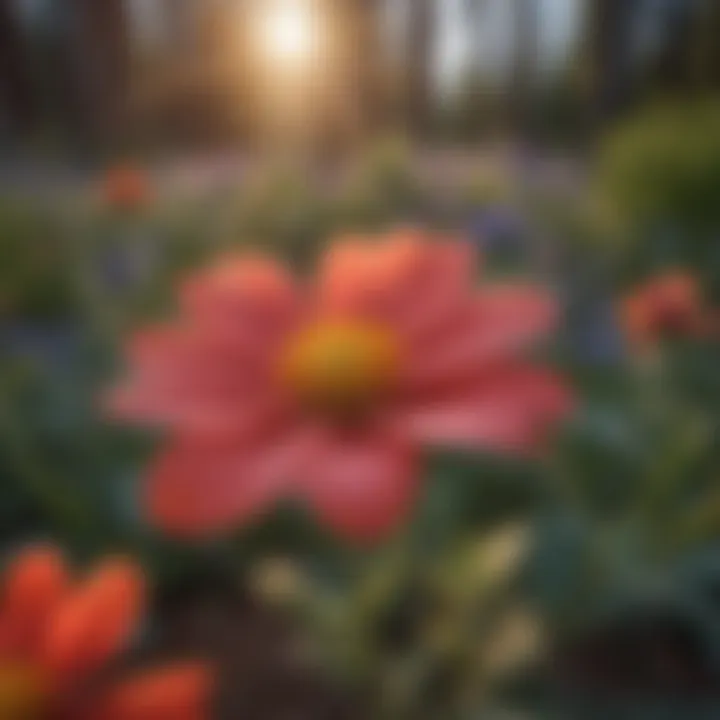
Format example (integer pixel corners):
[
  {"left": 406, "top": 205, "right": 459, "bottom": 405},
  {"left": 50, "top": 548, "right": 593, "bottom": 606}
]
[
  {"left": 1, "top": 0, "right": 718, "bottom": 159},
  {"left": 1, "top": 1, "right": 719, "bottom": 718}
]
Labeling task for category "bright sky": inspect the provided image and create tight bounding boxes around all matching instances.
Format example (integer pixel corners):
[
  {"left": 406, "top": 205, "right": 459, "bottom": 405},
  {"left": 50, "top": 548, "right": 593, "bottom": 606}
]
[{"left": 437, "top": 0, "right": 584, "bottom": 89}]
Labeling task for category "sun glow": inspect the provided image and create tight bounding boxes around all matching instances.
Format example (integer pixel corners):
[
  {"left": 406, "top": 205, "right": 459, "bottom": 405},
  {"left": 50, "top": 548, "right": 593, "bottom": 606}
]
[{"left": 259, "top": 0, "right": 315, "bottom": 64}]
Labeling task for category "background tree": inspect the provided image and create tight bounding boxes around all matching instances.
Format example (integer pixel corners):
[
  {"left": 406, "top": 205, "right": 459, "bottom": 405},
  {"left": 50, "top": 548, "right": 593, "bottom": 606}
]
[
  {"left": 464, "top": 0, "right": 488, "bottom": 78},
  {"left": 645, "top": 0, "right": 696, "bottom": 96},
  {"left": 406, "top": 0, "right": 435, "bottom": 139},
  {"left": 64, "top": 0, "right": 131, "bottom": 145},
  {"left": 510, "top": 0, "right": 540, "bottom": 142},
  {"left": 352, "top": 0, "right": 386, "bottom": 136},
  {"left": 586, "top": 0, "right": 642, "bottom": 129},
  {"left": 160, "top": 0, "right": 197, "bottom": 54},
  {"left": 0, "top": 0, "right": 35, "bottom": 137}
]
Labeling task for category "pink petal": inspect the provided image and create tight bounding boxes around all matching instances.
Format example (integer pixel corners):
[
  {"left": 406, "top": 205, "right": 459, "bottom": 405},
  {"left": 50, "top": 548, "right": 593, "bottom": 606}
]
[
  {"left": 317, "top": 232, "right": 476, "bottom": 335},
  {"left": 315, "top": 235, "right": 405, "bottom": 318},
  {"left": 103, "top": 378, "right": 286, "bottom": 439},
  {"left": 401, "top": 285, "right": 558, "bottom": 391},
  {"left": 473, "top": 284, "right": 558, "bottom": 352},
  {"left": 390, "top": 366, "right": 573, "bottom": 454},
  {"left": 145, "top": 428, "right": 314, "bottom": 537},
  {"left": 387, "top": 230, "right": 478, "bottom": 337},
  {"left": 179, "top": 255, "right": 300, "bottom": 340},
  {"left": 301, "top": 427, "right": 418, "bottom": 542},
  {"left": 124, "top": 324, "right": 272, "bottom": 382},
  {"left": 105, "top": 322, "right": 289, "bottom": 437}
]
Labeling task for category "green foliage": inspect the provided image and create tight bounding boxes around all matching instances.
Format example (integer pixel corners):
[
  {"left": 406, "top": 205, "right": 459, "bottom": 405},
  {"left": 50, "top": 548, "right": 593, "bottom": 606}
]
[
  {"left": 240, "top": 446, "right": 555, "bottom": 720},
  {"left": 601, "top": 101, "right": 720, "bottom": 232},
  {"left": 336, "top": 138, "right": 430, "bottom": 230},
  {"left": 226, "top": 166, "right": 333, "bottom": 269},
  {"left": 254, "top": 524, "right": 538, "bottom": 720},
  {"left": 0, "top": 348, "right": 142, "bottom": 553},
  {"left": 598, "top": 100, "right": 720, "bottom": 285},
  {"left": 0, "top": 199, "right": 79, "bottom": 321},
  {"left": 462, "top": 168, "right": 513, "bottom": 212},
  {"left": 526, "top": 351, "right": 719, "bottom": 639}
]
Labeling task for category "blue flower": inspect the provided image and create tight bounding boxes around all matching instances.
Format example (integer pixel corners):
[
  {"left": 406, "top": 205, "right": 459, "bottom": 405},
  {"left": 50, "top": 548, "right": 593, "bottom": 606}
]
[{"left": 468, "top": 205, "right": 527, "bottom": 257}]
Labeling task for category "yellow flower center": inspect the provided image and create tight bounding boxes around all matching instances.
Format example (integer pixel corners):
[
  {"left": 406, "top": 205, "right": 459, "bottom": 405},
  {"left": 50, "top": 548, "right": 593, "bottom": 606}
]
[
  {"left": 280, "top": 321, "right": 400, "bottom": 418},
  {"left": 0, "top": 664, "right": 46, "bottom": 720}
]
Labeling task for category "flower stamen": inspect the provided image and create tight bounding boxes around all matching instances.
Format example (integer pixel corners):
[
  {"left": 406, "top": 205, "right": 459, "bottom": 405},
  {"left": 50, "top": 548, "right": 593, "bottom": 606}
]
[
  {"left": 280, "top": 321, "right": 400, "bottom": 418},
  {"left": 0, "top": 664, "right": 46, "bottom": 720}
]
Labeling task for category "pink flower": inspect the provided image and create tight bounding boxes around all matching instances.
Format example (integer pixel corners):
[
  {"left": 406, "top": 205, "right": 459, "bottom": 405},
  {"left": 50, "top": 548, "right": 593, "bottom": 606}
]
[
  {"left": 106, "top": 231, "right": 573, "bottom": 542},
  {"left": 621, "top": 270, "right": 718, "bottom": 349}
]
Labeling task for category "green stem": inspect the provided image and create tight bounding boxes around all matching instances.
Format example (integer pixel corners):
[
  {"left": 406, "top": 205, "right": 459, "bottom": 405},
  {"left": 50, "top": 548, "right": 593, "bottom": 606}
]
[{"left": 0, "top": 378, "right": 91, "bottom": 535}]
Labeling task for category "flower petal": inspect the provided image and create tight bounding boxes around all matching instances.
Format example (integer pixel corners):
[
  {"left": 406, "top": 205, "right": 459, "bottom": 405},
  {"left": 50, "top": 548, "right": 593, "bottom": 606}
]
[
  {"left": 104, "top": 377, "right": 284, "bottom": 440},
  {"left": 387, "top": 231, "right": 478, "bottom": 336},
  {"left": 472, "top": 284, "right": 558, "bottom": 346},
  {"left": 179, "top": 255, "right": 299, "bottom": 338},
  {"left": 391, "top": 366, "right": 573, "bottom": 454},
  {"left": 42, "top": 558, "right": 144, "bottom": 681},
  {"left": 622, "top": 270, "right": 704, "bottom": 345},
  {"left": 0, "top": 546, "right": 69, "bottom": 659},
  {"left": 145, "top": 428, "right": 315, "bottom": 537},
  {"left": 104, "top": 323, "right": 285, "bottom": 437},
  {"left": 316, "top": 234, "right": 397, "bottom": 315},
  {"left": 86, "top": 663, "right": 212, "bottom": 720},
  {"left": 105, "top": 256, "right": 301, "bottom": 438},
  {"left": 401, "top": 285, "right": 558, "bottom": 391},
  {"left": 302, "top": 427, "right": 418, "bottom": 542},
  {"left": 318, "top": 231, "right": 475, "bottom": 333}
]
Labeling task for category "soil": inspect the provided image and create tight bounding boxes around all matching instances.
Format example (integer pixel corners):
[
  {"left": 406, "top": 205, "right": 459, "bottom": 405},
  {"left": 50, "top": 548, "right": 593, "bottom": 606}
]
[
  {"left": 551, "top": 610, "right": 720, "bottom": 697},
  {"left": 144, "top": 577, "right": 363, "bottom": 720}
]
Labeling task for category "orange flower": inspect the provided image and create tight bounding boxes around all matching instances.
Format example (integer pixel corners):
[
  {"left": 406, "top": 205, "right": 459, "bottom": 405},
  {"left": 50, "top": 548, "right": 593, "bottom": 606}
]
[
  {"left": 0, "top": 546, "right": 211, "bottom": 719},
  {"left": 103, "top": 164, "right": 152, "bottom": 212},
  {"left": 107, "top": 230, "right": 573, "bottom": 542},
  {"left": 622, "top": 270, "right": 714, "bottom": 347}
]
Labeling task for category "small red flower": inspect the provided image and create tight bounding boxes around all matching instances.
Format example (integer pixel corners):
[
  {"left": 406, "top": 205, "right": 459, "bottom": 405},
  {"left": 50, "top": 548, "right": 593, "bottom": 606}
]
[
  {"left": 107, "top": 230, "right": 573, "bottom": 542},
  {"left": 103, "top": 164, "right": 152, "bottom": 212},
  {"left": 0, "top": 546, "right": 211, "bottom": 719},
  {"left": 622, "top": 270, "right": 716, "bottom": 347}
]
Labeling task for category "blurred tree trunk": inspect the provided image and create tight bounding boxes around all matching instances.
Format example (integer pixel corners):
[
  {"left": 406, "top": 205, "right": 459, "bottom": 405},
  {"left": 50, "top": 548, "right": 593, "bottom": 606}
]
[
  {"left": 627, "top": 0, "right": 720, "bottom": 103},
  {"left": 0, "top": 0, "right": 35, "bottom": 135},
  {"left": 354, "top": 0, "right": 385, "bottom": 135},
  {"left": 65, "top": 0, "right": 131, "bottom": 146},
  {"left": 641, "top": 0, "right": 720, "bottom": 96},
  {"left": 648, "top": 0, "right": 693, "bottom": 93},
  {"left": 510, "top": 0, "right": 539, "bottom": 142},
  {"left": 465, "top": 0, "right": 487, "bottom": 75},
  {"left": 161, "top": 0, "right": 196, "bottom": 53},
  {"left": 406, "top": 0, "right": 434, "bottom": 139},
  {"left": 708, "top": 1, "right": 720, "bottom": 87},
  {"left": 588, "top": 0, "right": 641, "bottom": 128},
  {"left": 688, "top": 0, "right": 720, "bottom": 91},
  {"left": 322, "top": 0, "right": 386, "bottom": 155}
]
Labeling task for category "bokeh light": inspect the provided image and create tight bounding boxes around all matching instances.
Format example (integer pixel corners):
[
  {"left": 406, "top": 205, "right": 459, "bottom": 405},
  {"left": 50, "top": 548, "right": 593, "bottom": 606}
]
[{"left": 256, "top": 0, "right": 316, "bottom": 67}]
